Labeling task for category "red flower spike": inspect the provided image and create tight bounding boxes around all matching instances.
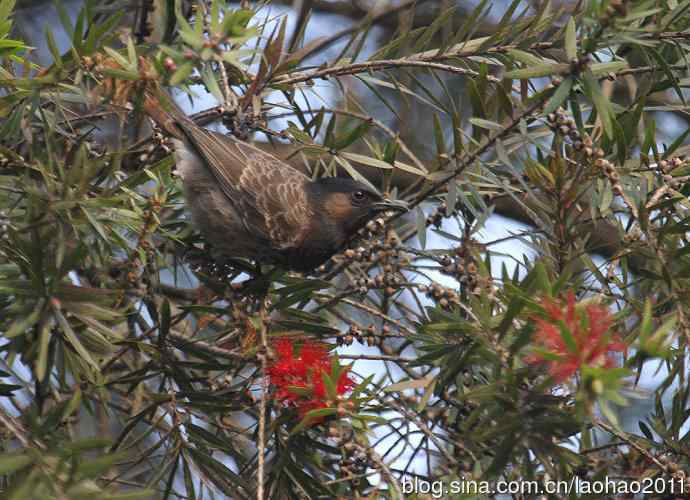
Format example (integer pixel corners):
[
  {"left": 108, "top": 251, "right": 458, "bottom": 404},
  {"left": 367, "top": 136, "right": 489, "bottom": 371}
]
[
  {"left": 267, "top": 338, "right": 355, "bottom": 424},
  {"left": 526, "top": 292, "right": 626, "bottom": 382}
]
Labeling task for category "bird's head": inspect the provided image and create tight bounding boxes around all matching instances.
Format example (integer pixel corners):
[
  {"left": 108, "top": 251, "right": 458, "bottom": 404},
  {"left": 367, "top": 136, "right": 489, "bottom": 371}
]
[{"left": 309, "top": 177, "right": 408, "bottom": 238}]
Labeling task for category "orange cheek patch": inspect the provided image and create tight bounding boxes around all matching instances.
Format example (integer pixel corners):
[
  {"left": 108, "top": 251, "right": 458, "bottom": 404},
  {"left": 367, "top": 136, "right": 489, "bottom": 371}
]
[{"left": 323, "top": 193, "right": 354, "bottom": 221}]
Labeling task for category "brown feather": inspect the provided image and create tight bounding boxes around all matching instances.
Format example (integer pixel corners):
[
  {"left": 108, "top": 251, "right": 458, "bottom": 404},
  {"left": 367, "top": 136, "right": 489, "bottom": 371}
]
[
  {"left": 174, "top": 122, "right": 314, "bottom": 249},
  {"left": 142, "top": 87, "right": 406, "bottom": 271},
  {"left": 142, "top": 88, "right": 185, "bottom": 139},
  {"left": 143, "top": 87, "right": 316, "bottom": 259}
]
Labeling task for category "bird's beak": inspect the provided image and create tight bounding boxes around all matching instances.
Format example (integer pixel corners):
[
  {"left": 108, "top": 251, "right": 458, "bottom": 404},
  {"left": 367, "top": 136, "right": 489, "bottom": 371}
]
[{"left": 372, "top": 199, "right": 409, "bottom": 213}]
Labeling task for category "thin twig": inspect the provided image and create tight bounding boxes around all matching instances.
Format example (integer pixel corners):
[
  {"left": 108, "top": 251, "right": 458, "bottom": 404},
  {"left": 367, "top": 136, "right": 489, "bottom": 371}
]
[
  {"left": 594, "top": 418, "right": 667, "bottom": 472},
  {"left": 339, "top": 354, "right": 415, "bottom": 362},
  {"left": 256, "top": 299, "right": 270, "bottom": 500},
  {"left": 274, "top": 59, "right": 496, "bottom": 87},
  {"left": 0, "top": 410, "right": 34, "bottom": 448}
]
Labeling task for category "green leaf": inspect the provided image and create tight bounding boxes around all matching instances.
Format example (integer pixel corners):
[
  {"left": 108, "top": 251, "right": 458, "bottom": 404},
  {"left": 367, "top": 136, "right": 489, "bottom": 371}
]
[
  {"left": 35, "top": 319, "right": 51, "bottom": 381},
  {"left": 62, "top": 387, "right": 82, "bottom": 421},
  {"left": 469, "top": 118, "right": 503, "bottom": 131},
  {"left": 187, "top": 447, "right": 251, "bottom": 497},
  {"left": 507, "top": 49, "right": 547, "bottom": 67},
  {"left": 583, "top": 70, "right": 613, "bottom": 138},
  {"left": 384, "top": 376, "right": 434, "bottom": 393},
  {"left": 169, "top": 62, "right": 194, "bottom": 86},
  {"left": 0, "top": 383, "right": 21, "bottom": 395},
  {"left": 85, "top": 11, "right": 123, "bottom": 54},
  {"left": 432, "top": 112, "right": 446, "bottom": 157},
  {"left": 201, "top": 64, "right": 223, "bottom": 103},
  {"left": 556, "top": 320, "right": 577, "bottom": 353},
  {"left": 332, "top": 120, "right": 371, "bottom": 151},
  {"left": 265, "top": 17, "right": 286, "bottom": 69},
  {"left": 598, "top": 182, "right": 613, "bottom": 215},
  {"left": 333, "top": 155, "right": 376, "bottom": 190},
  {"left": 76, "top": 451, "right": 128, "bottom": 478},
  {"left": 504, "top": 63, "right": 569, "bottom": 79},
  {"left": 413, "top": 5, "right": 456, "bottom": 52},
  {"left": 210, "top": 0, "right": 220, "bottom": 34},
  {"left": 126, "top": 36, "right": 137, "bottom": 68},
  {"left": 0, "top": 452, "right": 32, "bottom": 474},
  {"left": 322, "top": 371, "right": 337, "bottom": 400},
  {"left": 290, "top": 408, "right": 336, "bottom": 435},
  {"left": 45, "top": 28, "right": 62, "bottom": 67},
  {"left": 416, "top": 206, "right": 427, "bottom": 249},
  {"left": 638, "top": 421, "right": 655, "bottom": 441},
  {"left": 339, "top": 152, "right": 392, "bottom": 170},
  {"left": 639, "top": 299, "right": 653, "bottom": 338},
  {"left": 544, "top": 77, "right": 573, "bottom": 115},
  {"left": 178, "top": 27, "right": 204, "bottom": 50},
  {"left": 103, "top": 46, "right": 132, "bottom": 71},
  {"left": 0, "top": 0, "right": 17, "bottom": 23},
  {"left": 53, "top": 307, "right": 99, "bottom": 370},
  {"left": 100, "top": 67, "right": 139, "bottom": 80},
  {"left": 223, "top": 9, "right": 253, "bottom": 37},
  {"left": 102, "top": 492, "right": 158, "bottom": 500},
  {"left": 72, "top": 5, "right": 85, "bottom": 50},
  {"left": 5, "top": 300, "right": 44, "bottom": 338},
  {"left": 81, "top": 206, "right": 109, "bottom": 242},
  {"left": 393, "top": 159, "right": 428, "bottom": 176},
  {"left": 589, "top": 61, "right": 628, "bottom": 76},
  {"left": 565, "top": 17, "right": 577, "bottom": 60},
  {"left": 54, "top": 0, "right": 74, "bottom": 40}
]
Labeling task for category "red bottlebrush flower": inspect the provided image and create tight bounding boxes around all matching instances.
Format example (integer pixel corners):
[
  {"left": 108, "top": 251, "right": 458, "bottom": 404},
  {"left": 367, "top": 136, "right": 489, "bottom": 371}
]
[
  {"left": 267, "top": 338, "right": 355, "bottom": 423},
  {"left": 526, "top": 292, "right": 626, "bottom": 382}
]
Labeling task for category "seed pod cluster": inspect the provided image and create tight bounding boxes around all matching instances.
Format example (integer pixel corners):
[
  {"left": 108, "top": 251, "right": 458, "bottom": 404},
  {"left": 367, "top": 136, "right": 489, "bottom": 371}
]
[
  {"left": 593, "top": 157, "right": 623, "bottom": 195},
  {"left": 153, "top": 128, "right": 173, "bottom": 154},
  {"left": 622, "top": 226, "right": 643, "bottom": 244},
  {"left": 136, "top": 127, "right": 172, "bottom": 168},
  {"left": 546, "top": 108, "right": 583, "bottom": 145},
  {"left": 440, "top": 242, "right": 494, "bottom": 297},
  {"left": 316, "top": 218, "right": 401, "bottom": 276},
  {"left": 365, "top": 217, "right": 386, "bottom": 236},
  {"left": 601, "top": 0, "right": 629, "bottom": 26},
  {"left": 422, "top": 406, "right": 450, "bottom": 423},
  {"left": 658, "top": 157, "right": 687, "bottom": 189},
  {"left": 0, "top": 211, "right": 9, "bottom": 242},
  {"left": 658, "top": 157, "right": 685, "bottom": 174},
  {"left": 347, "top": 230, "right": 409, "bottom": 296},
  {"left": 124, "top": 258, "right": 144, "bottom": 292},
  {"left": 0, "top": 152, "right": 27, "bottom": 170},
  {"left": 338, "top": 438, "right": 376, "bottom": 488},
  {"left": 426, "top": 201, "right": 456, "bottom": 228},
  {"left": 418, "top": 283, "right": 460, "bottom": 310},
  {"left": 337, "top": 324, "right": 384, "bottom": 347},
  {"left": 546, "top": 110, "right": 609, "bottom": 167}
]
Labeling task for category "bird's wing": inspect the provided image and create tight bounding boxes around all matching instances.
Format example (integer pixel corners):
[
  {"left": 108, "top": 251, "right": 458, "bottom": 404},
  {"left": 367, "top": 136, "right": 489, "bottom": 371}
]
[
  {"left": 176, "top": 122, "right": 313, "bottom": 249},
  {"left": 239, "top": 154, "right": 314, "bottom": 249}
]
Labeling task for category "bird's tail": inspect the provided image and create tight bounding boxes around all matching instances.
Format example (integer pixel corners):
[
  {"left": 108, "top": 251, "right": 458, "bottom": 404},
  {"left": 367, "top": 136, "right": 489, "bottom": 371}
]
[
  {"left": 142, "top": 84, "right": 187, "bottom": 140},
  {"left": 137, "top": 56, "right": 196, "bottom": 140}
]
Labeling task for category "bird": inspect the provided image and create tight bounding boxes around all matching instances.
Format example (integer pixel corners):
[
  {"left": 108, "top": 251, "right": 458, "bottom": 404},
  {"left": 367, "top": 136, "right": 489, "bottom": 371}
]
[{"left": 142, "top": 91, "right": 408, "bottom": 272}]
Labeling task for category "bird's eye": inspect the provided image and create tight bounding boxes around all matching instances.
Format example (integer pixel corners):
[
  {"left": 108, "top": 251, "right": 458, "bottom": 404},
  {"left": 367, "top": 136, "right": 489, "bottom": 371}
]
[{"left": 351, "top": 190, "right": 367, "bottom": 204}]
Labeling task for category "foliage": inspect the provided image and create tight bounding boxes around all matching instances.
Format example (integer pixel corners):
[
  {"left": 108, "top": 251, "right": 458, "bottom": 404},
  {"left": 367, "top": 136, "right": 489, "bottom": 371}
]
[{"left": 1, "top": 0, "right": 689, "bottom": 498}]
